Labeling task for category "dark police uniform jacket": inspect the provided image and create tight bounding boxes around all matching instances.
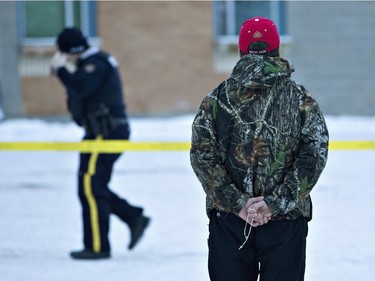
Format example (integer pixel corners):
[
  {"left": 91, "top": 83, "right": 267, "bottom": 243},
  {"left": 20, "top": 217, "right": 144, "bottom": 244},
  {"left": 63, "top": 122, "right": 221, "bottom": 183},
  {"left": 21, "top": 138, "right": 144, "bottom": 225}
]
[{"left": 56, "top": 47, "right": 129, "bottom": 138}]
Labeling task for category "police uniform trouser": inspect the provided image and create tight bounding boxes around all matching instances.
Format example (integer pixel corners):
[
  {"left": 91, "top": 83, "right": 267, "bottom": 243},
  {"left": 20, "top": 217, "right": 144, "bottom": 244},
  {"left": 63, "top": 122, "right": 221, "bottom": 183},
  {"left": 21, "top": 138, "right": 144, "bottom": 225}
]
[
  {"left": 78, "top": 124, "right": 142, "bottom": 253},
  {"left": 208, "top": 210, "right": 308, "bottom": 281}
]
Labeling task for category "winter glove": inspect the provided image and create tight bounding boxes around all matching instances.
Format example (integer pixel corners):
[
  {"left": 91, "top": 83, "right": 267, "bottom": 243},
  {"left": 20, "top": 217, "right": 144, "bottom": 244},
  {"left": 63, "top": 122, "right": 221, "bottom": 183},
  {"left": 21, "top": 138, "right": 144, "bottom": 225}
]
[{"left": 50, "top": 52, "right": 67, "bottom": 75}]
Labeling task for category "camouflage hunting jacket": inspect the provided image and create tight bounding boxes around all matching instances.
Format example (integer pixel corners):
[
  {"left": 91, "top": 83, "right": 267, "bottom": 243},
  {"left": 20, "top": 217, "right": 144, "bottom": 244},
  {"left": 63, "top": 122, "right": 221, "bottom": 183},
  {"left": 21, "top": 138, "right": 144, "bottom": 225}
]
[{"left": 190, "top": 55, "right": 329, "bottom": 221}]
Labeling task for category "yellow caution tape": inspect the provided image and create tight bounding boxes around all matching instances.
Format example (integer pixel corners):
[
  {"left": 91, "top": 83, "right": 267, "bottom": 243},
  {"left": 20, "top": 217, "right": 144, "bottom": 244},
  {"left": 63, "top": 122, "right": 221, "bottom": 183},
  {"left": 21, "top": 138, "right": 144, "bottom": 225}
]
[
  {"left": 0, "top": 141, "right": 191, "bottom": 152},
  {"left": 328, "top": 141, "right": 375, "bottom": 151},
  {"left": 0, "top": 140, "right": 374, "bottom": 152}
]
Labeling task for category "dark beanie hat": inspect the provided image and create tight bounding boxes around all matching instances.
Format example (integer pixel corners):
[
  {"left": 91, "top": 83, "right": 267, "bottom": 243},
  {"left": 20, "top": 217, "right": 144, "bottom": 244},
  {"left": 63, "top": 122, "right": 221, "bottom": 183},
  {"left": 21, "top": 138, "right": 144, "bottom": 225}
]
[{"left": 56, "top": 27, "right": 89, "bottom": 54}]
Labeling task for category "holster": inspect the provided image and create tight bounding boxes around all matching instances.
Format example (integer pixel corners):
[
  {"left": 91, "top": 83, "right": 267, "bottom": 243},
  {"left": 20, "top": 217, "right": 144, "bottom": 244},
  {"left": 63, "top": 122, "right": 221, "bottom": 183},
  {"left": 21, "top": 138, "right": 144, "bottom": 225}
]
[{"left": 84, "top": 104, "right": 127, "bottom": 138}]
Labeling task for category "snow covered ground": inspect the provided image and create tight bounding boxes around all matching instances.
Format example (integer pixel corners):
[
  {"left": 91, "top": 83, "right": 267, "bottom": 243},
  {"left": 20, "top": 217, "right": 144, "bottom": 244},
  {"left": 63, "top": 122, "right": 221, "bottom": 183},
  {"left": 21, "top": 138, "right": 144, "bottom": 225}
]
[{"left": 0, "top": 114, "right": 374, "bottom": 281}]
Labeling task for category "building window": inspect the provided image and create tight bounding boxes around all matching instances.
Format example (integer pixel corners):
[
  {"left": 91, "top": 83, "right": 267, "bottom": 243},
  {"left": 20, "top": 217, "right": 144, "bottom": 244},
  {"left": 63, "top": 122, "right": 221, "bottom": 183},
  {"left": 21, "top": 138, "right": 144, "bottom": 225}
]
[
  {"left": 18, "top": 0, "right": 97, "bottom": 46},
  {"left": 212, "top": 0, "right": 291, "bottom": 73},
  {"left": 17, "top": 0, "right": 98, "bottom": 77},
  {"left": 213, "top": 0, "right": 288, "bottom": 45}
]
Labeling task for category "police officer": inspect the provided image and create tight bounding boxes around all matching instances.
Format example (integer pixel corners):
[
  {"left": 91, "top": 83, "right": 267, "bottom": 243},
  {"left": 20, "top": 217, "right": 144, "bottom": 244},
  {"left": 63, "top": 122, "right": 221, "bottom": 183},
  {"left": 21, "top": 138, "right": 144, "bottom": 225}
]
[{"left": 50, "top": 27, "right": 150, "bottom": 260}]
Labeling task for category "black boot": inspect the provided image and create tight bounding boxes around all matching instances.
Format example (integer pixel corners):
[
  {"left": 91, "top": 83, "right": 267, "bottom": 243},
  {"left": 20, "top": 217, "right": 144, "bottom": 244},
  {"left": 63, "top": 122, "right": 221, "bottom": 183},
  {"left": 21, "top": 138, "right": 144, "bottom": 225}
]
[
  {"left": 128, "top": 215, "right": 151, "bottom": 250},
  {"left": 70, "top": 249, "right": 110, "bottom": 260}
]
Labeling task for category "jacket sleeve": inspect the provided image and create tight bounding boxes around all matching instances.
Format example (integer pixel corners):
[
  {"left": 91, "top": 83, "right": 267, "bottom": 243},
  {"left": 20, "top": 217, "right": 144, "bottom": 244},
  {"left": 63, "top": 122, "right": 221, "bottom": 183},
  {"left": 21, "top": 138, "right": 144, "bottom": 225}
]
[
  {"left": 264, "top": 94, "right": 329, "bottom": 217},
  {"left": 190, "top": 92, "right": 250, "bottom": 215},
  {"left": 56, "top": 58, "right": 109, "bottom": 100}
]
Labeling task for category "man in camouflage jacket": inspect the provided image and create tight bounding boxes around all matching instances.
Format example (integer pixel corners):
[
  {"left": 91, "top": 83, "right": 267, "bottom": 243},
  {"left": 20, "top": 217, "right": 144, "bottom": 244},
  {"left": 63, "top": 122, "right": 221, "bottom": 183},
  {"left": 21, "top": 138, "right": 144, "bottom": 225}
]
[{"left": 190, "top": 17, "right": 328, "bottom": 281}]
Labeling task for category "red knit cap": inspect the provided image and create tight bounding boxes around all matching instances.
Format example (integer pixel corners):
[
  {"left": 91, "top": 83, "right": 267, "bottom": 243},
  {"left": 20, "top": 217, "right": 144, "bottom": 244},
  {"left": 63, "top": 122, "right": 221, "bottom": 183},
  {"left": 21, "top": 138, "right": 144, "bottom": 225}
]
[{"left": 239, "top": 17, "right": 280, "bottom": 55}]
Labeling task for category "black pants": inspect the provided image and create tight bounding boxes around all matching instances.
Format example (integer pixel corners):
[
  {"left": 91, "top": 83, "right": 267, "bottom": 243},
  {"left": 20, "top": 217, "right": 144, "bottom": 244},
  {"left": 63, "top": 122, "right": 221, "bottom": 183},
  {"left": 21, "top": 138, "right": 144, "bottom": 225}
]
[
  {"left": 78, "top": 124, "right": 143, "bottom": 253},
  {"left": 208, "top": 210, "right": 308, "bottom": 281}
]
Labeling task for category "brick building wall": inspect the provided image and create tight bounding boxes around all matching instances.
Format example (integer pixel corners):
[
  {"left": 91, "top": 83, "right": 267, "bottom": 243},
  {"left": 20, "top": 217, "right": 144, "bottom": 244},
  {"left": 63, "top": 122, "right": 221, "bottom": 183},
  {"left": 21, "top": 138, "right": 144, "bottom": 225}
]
[
  {"left": 21, "top": 1, "right": 226, "bottom": 117},
  {"left": 17, "top": 1, "right": 375, "bottom": 117}
]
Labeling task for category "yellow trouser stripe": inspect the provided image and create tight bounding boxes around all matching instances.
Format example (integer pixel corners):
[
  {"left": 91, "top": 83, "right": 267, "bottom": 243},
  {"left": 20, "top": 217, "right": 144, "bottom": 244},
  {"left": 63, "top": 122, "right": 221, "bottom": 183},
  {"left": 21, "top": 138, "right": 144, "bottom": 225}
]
[{"left": 83, "top": 135, "right": 102, "bottom": 253}]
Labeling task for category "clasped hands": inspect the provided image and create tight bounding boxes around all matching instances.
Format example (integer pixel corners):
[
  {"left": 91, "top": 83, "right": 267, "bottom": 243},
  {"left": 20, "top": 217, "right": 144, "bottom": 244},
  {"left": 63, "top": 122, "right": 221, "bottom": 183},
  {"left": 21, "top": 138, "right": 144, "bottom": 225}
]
[{"left": 239, "top": 196, "right": 272, "bottom": 227}]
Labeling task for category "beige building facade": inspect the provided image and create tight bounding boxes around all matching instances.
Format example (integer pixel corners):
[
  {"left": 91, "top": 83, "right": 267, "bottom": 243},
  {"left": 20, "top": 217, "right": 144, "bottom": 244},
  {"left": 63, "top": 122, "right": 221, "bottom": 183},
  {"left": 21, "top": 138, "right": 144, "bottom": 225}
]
[
  {"left": 3, "top": 1, "right": 375, "bottom": 118},
  {"left": 21, "top": 1, "right": 227, "bottom": 117}
]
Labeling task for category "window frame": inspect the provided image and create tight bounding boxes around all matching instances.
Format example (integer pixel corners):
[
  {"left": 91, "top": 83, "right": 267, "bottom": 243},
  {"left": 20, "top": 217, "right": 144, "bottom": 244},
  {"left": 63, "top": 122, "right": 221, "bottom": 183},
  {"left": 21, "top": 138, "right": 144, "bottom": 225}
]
[
  {"left": 212, "top": 0, "right": 292, "bottom": 46},
  {"left": 17, "top": 0, "right": 98, "bottom": 47}
]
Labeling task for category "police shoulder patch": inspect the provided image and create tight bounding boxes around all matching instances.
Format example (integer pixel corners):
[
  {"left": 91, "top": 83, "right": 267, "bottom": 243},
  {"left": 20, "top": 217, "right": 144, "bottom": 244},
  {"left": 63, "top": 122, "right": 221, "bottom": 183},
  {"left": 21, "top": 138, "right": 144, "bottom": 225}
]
[{"left": 84, "top": 64, "right": 96, "bottom": 73}]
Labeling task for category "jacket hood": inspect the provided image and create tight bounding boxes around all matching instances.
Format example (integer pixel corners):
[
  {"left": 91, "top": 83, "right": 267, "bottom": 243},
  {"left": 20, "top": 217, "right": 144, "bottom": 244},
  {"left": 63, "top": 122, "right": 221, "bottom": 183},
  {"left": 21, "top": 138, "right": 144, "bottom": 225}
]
[{"left": 230, "top": 55, "right": 295, "bottom": 89}]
